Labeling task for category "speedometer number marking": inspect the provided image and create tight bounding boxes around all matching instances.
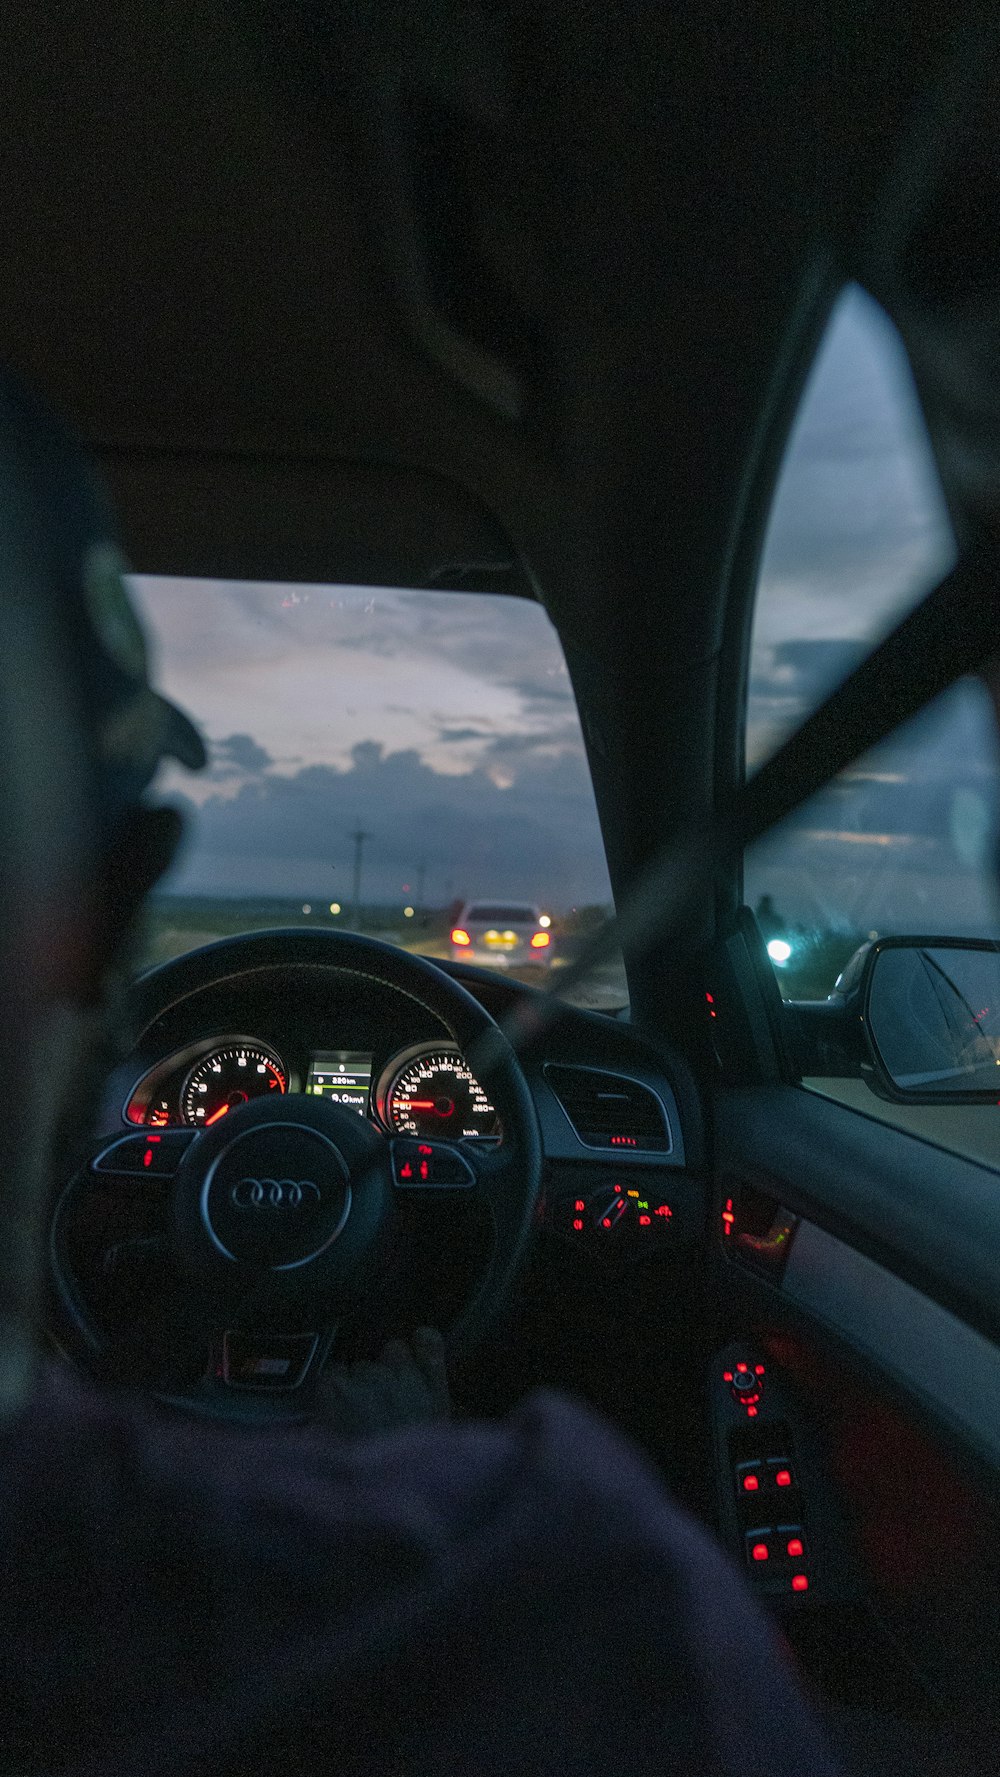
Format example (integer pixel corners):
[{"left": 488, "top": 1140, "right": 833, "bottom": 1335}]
[
  {"left": 181, "top": 1043, "right": 287, "bottom": 1127},
  {"left": 386, "top": 1049, "right": 498, "bottom": 1139}
]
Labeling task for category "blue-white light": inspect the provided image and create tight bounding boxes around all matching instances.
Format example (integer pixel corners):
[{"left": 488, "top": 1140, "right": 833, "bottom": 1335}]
[{"left": 767, "top": 938, "right": 792, "bottom": 966}]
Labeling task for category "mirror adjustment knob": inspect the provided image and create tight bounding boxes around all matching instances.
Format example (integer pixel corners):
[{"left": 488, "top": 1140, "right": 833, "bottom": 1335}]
[{"left": 731, "top": 1369, "right": 759, "bottom": 1397}]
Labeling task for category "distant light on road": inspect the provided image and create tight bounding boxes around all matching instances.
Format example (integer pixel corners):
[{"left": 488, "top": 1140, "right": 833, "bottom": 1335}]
[
  {"left": 330, "top": 903, "right": 341, "bottom": 915},
  {"left": 403, "top": 906, "right": 414, "bottom": 918},
  {"left": 767, "top": 938, "right": 792, "bottom": 965},
  {"left": 302, "top": 903, "right": 312, "bottom": 915},
  {"left": 539, "top": 914, "right": 552, "bottom": 928}
]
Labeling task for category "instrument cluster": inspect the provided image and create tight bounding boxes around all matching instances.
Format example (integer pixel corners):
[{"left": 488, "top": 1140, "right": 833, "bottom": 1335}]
[{"left": 124, "top": 1036, "right": 499, "bottom": 1140}]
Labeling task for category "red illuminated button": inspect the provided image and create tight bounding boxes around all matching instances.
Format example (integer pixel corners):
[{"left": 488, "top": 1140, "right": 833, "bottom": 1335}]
[
  {"left": 774, "top": 1468, "right": 793, "bottom": 1489},
  {"left": 736, "top": 1463, "right": 762, "bottom": 1496},
  {"left": 93, "top": 1131, "right": 193, "bottom": 1177},
  {"left": 786, "top": 1537, "right": 804, "bottom": 1559},
  {"left": 393, "top": 1141, "right": 474, "bottom": 1188},
  {"left": 744, "top": 1530, "right": 779, "bottom": 1568},
  {"left": 791, "top": 1574, "right": 809, "bottom": 1593}
]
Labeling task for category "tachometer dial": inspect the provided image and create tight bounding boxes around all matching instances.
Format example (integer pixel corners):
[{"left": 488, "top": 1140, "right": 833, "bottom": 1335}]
[
  {"left": 382, "top": 1046, "right": 499, "bottom": 1139},
  {"left": 181, "top": 1042, "right": 286, "bottom": 1128}
]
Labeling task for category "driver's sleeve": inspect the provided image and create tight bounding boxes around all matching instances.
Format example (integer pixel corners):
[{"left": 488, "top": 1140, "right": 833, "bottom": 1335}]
[{"left": 0, "top": 1371, "right": 844, "bottom": 1777}]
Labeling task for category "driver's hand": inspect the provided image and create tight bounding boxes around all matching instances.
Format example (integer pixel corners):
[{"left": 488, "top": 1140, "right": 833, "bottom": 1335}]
[{"left": 317, "top": 1327, "right": 451, "bottom": 1434}]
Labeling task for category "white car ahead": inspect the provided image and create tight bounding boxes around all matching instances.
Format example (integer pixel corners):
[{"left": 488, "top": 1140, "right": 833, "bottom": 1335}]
[{"left": 450, "top": 902, "right": 554, "bottom": 970}]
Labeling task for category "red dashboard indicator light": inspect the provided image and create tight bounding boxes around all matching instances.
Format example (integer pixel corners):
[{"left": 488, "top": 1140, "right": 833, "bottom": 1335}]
[
  {"left": 775, "top": 1470, "right": 792, "bottom": 1488},
  {"left": 572, "top": 1218, "right": 584, "bottom": 1231},
  {"left": 742, "top": 1475, "right": 759, "bottom": 1493},
  {"left": 747, "top": 1406, "right": 758, "bottom": 1417},
  {"left": 574, "top": 1199, "right": 586, "bottom": 1212},
  {"left": 418, "top": 1144, "right": 433, "bottom": 1155},
  {"left": 723, "top": 1371, "right": 733, "bottom": 1383},
  {"left": 602, "top": 1217, "right": 612, "bottom": 1228},
  {"left": 655, "top": 1204, "right": 672, "bottom": 1218},
  {"left": 736, "top": 1362, "right": 748, "bottom": 1373},
  {"left": 786, "top": 1539, "right": 804, "bottom": 1559},
  {"left": 398, "top": 1162, "right": 413, "bottom": 1180},
  {"left": 754, "top": 1364, "right": 765, "bottom": 1375},
  {"left": 791, "top": 1574, "right": 809, "bottom": 1593},
  {"left": 639, "top": 1214, "right": 651, "bottom": 1226},
  {"left": 705, "top": 993, "right": 714, "bottom": 1004},
  {"left": 752, "top": 1543, "right": 769, "bottom": 1563}
]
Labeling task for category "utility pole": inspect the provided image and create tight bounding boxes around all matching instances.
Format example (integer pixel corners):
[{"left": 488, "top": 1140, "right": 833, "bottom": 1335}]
[
  {"left": 349, "top": 827, "right": 370, "bottom": 930},
  {"left": 416, "top": 860, "right": 427, "bottom": 923}
]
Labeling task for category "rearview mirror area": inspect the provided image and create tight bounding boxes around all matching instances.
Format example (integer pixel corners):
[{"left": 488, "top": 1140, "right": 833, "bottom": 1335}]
[{"left": 862, "top": 938, "right": 1000, "bottom": 1102}]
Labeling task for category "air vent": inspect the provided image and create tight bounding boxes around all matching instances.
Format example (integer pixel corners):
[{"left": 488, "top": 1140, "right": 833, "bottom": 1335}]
[{"left": 544, "top": 1066, "right": 670, "bottom": 1153}]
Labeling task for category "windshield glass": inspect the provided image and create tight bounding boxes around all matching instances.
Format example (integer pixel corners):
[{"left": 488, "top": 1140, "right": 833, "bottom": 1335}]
[{"left": 128, "top": 578, "right": 625, "bottom": 1011}]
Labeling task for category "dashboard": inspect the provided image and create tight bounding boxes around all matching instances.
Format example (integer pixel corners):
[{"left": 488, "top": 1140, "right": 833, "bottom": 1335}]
[
  {"left": 124, "top": 1035, "right": 501, "bottom": 1140},
  {"left": 94, "top": 955, "right": 704, "bottom": 1263}
]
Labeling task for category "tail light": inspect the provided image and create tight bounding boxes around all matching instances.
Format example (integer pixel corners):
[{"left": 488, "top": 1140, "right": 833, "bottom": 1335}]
[
  {"left": 451, "top": 928, "right": 471, "bottom": 946},
  {"left": 530, "top": 931, "right": 551, "bottom": 948}
]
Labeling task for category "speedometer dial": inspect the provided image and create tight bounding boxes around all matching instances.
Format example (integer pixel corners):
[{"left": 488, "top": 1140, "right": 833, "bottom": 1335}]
[
  {"left": 181, "top": 1041, "right": 286, "bottom": 1127},
  {"left": 382, "top": 1046, "right": 499, "bottom": 1139}
]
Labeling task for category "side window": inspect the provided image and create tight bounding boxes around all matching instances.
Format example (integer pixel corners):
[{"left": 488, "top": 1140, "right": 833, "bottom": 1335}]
[{"left": 744, "top": 285, "right": 1000, "bottom": 1163}]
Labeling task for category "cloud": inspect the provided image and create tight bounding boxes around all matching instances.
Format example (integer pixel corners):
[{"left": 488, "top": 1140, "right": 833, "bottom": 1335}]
[
  {"left": 163, "top": 736, "right": 613, "bottom": 907},
  {"left": 209, "top": 732, "right": 274, "bottom": 777}
]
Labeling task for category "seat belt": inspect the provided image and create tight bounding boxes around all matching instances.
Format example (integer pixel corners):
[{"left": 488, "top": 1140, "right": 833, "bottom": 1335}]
[{"left": 502, "top": 535, "right": 999, "bottom": 1050}]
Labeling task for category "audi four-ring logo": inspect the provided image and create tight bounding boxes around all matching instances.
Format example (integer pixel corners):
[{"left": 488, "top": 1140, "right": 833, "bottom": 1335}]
[{"left": 230, "top": 1177, "right": 321, "bottom": 1210}]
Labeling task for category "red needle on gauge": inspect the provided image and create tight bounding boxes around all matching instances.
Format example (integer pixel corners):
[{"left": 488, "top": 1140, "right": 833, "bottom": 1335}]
[
  {"left": 408, "top": 1101, "right": 436, "bottom": 1110},
  {"left": 205, "top": 1104, "right": 230, "bottom": 1126}
]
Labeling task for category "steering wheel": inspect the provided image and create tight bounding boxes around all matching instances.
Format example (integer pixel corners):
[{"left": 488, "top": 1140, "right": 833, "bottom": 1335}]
[{"left": 50, "top": 930, "right": 543, "bottom": 1418}]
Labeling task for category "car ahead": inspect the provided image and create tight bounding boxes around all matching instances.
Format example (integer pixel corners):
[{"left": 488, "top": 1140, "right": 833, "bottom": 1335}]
[{"left": 450, "top": 901, "right": 553, "bottom": 969}]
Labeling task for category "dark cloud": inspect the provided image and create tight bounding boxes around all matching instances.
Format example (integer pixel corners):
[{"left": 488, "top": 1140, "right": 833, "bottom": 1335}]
[
  {"left": 165, "top": 738, "right": 612, "bottom": 906},
  {"left": 438, "top": 726, "right": 495, "bottom": 744},
  {"left": 209, "top": 732, "right": 274, "bottom": 777}
]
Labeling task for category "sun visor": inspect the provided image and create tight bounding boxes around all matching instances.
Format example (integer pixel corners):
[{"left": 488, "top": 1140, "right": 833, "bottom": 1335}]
[{"left": 96, "top": 452, "right": 536, "bottom": 598}]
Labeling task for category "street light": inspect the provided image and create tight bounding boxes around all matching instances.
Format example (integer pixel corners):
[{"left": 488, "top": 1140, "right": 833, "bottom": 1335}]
[{"left": 766, "top": 938, "right": 792, "bottom": 966}]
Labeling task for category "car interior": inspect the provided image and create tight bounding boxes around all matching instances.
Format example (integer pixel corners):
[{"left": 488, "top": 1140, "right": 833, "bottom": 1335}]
[{"left": 6, "top": 4, "right": 1000, "bottom": 1771}]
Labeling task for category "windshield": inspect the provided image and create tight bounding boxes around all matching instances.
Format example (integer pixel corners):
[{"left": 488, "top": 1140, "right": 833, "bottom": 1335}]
[
  {"left": 128, "top": 578, "right": 626, "bottom": 1012},
  {"left": 464, "top": 904, "right": 539, "bottom": 923}
]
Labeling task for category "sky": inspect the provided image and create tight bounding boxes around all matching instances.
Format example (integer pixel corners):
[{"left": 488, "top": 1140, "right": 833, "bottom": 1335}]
[{"left": 130, "top": 284, "right": 1000, "bottom": 935}]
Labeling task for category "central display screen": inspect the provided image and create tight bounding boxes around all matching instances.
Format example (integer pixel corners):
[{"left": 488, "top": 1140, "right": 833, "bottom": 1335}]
[{"left": 305, "top": 1051, "right": 373, "bottom": 1114}]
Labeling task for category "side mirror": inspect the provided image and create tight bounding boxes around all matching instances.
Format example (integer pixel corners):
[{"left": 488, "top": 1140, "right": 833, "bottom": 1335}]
[{"left": 861, "top": 937, "right": 1000, "bottom": 1102}]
